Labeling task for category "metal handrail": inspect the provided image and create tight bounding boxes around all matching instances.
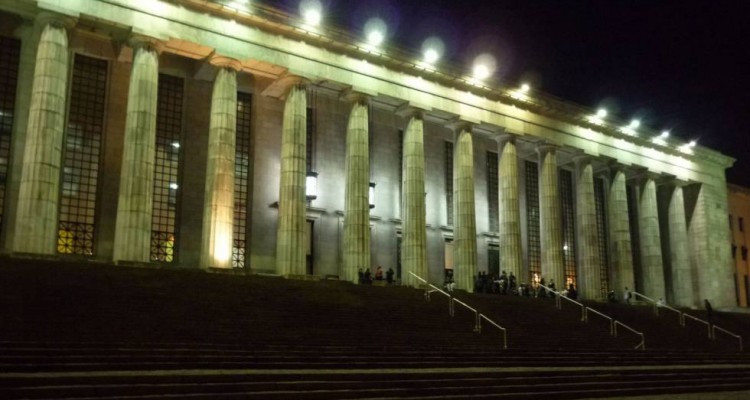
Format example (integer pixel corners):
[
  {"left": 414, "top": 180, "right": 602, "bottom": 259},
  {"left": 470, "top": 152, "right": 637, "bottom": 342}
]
[
  {"left": 683, "top": 313, "right": 712, "bottom": 339},
  {"left": 713, "top": 325, "right": 744, "bottom": 352},
  {"left": 586, "top": 307, "right": 614, "bottom": 335},
  {"left": 632, "top": 291, "right": 682, "bottom": 323},
  {"left": 408, "top": 272, "right": 508, "bottom": 346},
  {"left": 615, "top": 320, "right": 646, "bottom": 350},
  {"left": 540, "top": 284, "right": 644, "bottom": 349},
  {"left": 540, "top": 284, "right": 585, "bottom": 322},
  {"left": 480, "top": 314, "right": 508, "bottom": 349}
]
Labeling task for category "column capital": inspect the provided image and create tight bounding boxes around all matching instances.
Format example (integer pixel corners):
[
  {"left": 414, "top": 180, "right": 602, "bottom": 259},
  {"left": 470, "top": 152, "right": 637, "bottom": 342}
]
[
  {"left": 261, "top": 73, "right": 311, "bottom": 99},
  {"left": 209, "top": 55, "right": 243, "bottom": 72},
  {"left": 572, "top": 153, "right": 593, "bottom": 168},
  {"left": 536, "top": 141, "right": 560, "bottom": 156},
  {"left": 128, "top": 35, "right": 166, "bottom": 54},
  {"left": 395, "top": 103, "right": 426, "bottom": 119},
  {"left": 445, "top": 118, "right": 473, "bottom": 133},
  {"left": 340, "top": 89, "right": 371, "bottom": 105},
  {"left": 35, "top": 12, "right": 77, "bottom": 31}
]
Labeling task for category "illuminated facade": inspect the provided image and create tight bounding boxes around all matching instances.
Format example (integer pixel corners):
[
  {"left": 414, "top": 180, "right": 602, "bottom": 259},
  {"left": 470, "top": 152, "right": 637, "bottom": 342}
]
[
  {"left": 0, "top": 0, "right": 737, "bottom": 308},
  {"left": 728, "top": 184, "right": 750, "bottom": 307}
]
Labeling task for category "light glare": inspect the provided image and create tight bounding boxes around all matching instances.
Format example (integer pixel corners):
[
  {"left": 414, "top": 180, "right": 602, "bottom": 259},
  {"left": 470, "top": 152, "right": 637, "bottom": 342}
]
[
  {"left": 299, "top": 0, "right": 322, "bottom": 26},
  {"left": 421, "top": 36, "right": 445, "bottom": 65},
  {"left": 520, "top": 83, "right": 530, "bottom": 92},
  {"left": 424, "top": 48, "right": 439, "bottom": 63},
  {"left": 629, "top": 119, "right": 640, "bottom": 129},
  {"left": 364, "top": 18, "right": 387, "bottom": 47},
  {"left": 596, "top": 108, "right": 607, "bottom": 118},
  {"left": 689, "top": 140, "right": 697, "bottom": 147},
  {"left": 471, "top": 53, "right": 496, "bottom": 81},
  {"left": 660, "top": 130, "right": 670, "bottom": 138}
]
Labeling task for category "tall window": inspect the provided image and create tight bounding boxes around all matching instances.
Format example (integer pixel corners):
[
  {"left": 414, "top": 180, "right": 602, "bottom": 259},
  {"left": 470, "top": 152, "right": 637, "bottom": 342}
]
[
  {"left": 594, "top": 177, "right": 610, "bottom": 295},
  {"left": 525, "top": 161, "right": 541, "bottom": 281},
  {"left": 487, "top": 151, "right": 499, "bottom": 232},
  {"left": 306, "top": 90, "right": 317, "bottom": 173},
  {"left": 0, "top": 37, "right": 20, "bottom": 235},
  {"left": 488, "top": 243, "right": 500, "bottom": 276},
  {"left": 398, "top": 129, "right": 403, "bottom": 217},
  {"left": 445, "top": 141, "right": 454, "bottom": 225},
  {"left": 57, "top": 54, "right": 107, "bottom": 255},
  {"left": 626, "top": 185, "right": 641, "bottom": 287},
  {"left": 559, "top": 169, "right": 576, "bottom": 287},
  {"left": 151, "top": 74, "right": 183, "bottom": 263},
  {"left": 233, "top": 92, "right": 252, "bottom": 268}
]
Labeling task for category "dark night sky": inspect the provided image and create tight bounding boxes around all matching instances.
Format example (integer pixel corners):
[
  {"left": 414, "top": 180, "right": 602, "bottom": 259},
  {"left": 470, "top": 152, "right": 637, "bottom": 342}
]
[{"left": 263, "top": 0, "right": 750, "bottom": 186}]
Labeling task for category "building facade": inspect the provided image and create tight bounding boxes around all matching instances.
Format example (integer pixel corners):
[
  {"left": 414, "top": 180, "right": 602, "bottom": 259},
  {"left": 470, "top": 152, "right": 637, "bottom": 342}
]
[
  {"left": 728, "top": 184, "right": 750, "bottom": 308},
  {"left": 0, "top": 0, "right": 737, "bottom": 308}
]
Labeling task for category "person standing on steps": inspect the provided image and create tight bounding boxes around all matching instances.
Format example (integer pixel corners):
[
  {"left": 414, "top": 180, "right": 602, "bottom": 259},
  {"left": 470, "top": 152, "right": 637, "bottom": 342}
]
[
  {"left": 624, "top": 287, "right": 632, "bottom": 305},
  {"left": 386, "top": 267, "right": 394, "bottom": 284},
  {"left": 705, "top": 298, "right": 713, "bottom": 325}
]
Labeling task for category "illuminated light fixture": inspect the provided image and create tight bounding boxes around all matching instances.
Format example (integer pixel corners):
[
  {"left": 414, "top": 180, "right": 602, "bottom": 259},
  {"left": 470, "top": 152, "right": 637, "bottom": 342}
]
[
  {"left": 588, "top": 108, "right": 607, "bottom": 125},
  {"left": 421, "top": 36, "right": 444, "bottom": 65},
  {"left": 369, "top": 182, "right": 376, "bottom": 209},
  {"left": 306, "top": 170, "right": 318, "bottom": 201},
  {"left": 171, "top": 142, "right": 180, "bottom": 148},
  {"left": 300, "top": 0, "right": 322, "bottom": 26},
  {"left": 688, "top": 140, "right": 697, "bottom": 147},
  {"left": 520, "top": 83, "right": 530, "bottom": 93},
  {"left": 471, "top": 53, "right": 496, "bottom": 82},
  {"left": 424, "top": 48, "right": 439, "bottom": 64},
  {"left": 169, "top": 183, "right": 179, "bottom": 190},
  {"left": 629, "top": 119, "right": 640, "bottom": 129},
  {"left": 563, "top": 244, "right": 568, "bottom": 251},
  {"left": 660, "top": 130, "right": 670, "bottom": 138},
  {"left": 364, "top": 17, "right": 386, "bottom": 47}
]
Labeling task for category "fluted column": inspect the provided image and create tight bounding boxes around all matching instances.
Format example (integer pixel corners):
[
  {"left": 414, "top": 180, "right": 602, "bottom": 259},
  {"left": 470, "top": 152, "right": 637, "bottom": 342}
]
[
  {"left": 12, "top": 14, "right": 72, "bottom": 254},
  {"left": 276, "top": 84, "right": 308, "bottom": 276},
  {"left": 113, "top": 37, "right": 162, "bottom": 263},
  {"left": 453, "top": 127, "right": 477, "bottom": 292},
  {"left": 496, "top": 135, "right": 522, "bottom": 280},
  {"left": 637, "top": 175, "right": 666, "bottom": 299},
  {"left": 342, "top": 98, "right": 370, "bottom": 283},
  {"left": 200, "top": 58, "right": 242, "bottom": 269},
  {"left": 401, "top": 114, "right": 427, "bottom": 287},
  {"left": 574, "top": 155, "right": 601, "bottom": 299},
  {"left": 664, "top": 182, "right": 692, "bottom": 306},
  {"left": 608, "top": 166, "right": 635, "bottom": 298},
  {"left": 538, "top": 144, "right": 564, "bottom": 287}
]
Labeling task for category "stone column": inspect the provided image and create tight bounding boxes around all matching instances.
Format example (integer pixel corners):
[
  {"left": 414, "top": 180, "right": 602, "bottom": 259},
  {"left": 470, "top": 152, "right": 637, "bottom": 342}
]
[
  {"left": 200, "top": 58, "right": 242, "bottom": 269},
  {"left": 637, "top": 175, "right": 666, "bottom": 299},
  {"left": 342, "top": 97, "right": 370, "bottom": 283},
  {"left": 574, "top": 155, "right": 602, "bottom": 299},
  {"left": 276, "top": 83, "right": 308, "bottom": 276},
  {"left": 538, "top": 144, "right": 564, "bottom": 288},
  {"left": 453, "top": 127, "right": 477, "bottom": 292},
  {"left": 401, "top": 113, "right": 427, "bottom": 287},
  {"left": 686, "top": 182, "right": 735, "bottom": 308},
  {"left": 662, "top": 182, "right": 692, "bottom": 306},
  {"left": 496, "top": 135, "right": 522, "bottom": 280},
  {"left": 113, "top": 37, "right": 162, "bottom": 263},
  {"left": 12, "top": 14, "right": 72, "bottom": 254},
  {"left": 607, "top": 166, "right": 635, "bottom": 299}
]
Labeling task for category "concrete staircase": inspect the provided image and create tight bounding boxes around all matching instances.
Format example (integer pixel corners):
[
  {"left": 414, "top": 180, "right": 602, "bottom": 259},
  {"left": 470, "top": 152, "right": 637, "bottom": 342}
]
[{"left": 2, "top": 258, "right": 750, "bottom": 398}]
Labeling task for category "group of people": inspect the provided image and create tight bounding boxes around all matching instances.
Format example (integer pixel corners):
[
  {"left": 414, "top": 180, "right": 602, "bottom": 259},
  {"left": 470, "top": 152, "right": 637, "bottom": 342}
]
[
  {"left": 474, "top": 271, "right": 518, "bottom": 295},
  {"left": 358, "top": 266, "right": 395, "bottom": 284}
]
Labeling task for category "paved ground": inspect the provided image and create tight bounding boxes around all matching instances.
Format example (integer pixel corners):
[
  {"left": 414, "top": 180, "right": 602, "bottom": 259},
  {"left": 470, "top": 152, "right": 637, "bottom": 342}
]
[{"left": 594, "top": 391, "right": 750, "bottom": 400}]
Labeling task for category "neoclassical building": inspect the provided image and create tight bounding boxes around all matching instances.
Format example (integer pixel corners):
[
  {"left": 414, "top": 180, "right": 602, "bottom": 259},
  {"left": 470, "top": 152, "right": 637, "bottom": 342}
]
[{"left": 0, "top": 0, "right": 737, "bottom": 308}]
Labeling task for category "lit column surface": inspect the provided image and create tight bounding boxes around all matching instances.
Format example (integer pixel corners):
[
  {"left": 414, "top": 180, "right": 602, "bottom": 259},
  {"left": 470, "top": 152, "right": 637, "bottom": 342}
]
[
  {"left": 453, "top": 128, "right": 477, "bottom": 292},
  {"left": 13, "top": 18, "right": 70, "bottom": 254},
  {"left": 608, "top": 168, "right": 635, "bottom": 298},
  {"left": 343, "top": 101, "right": 370, "bottom": 283},
  {"left": 113, "top": 38, "right": 160, "bottom": 263},
  {"left": 401, "top": 115, "right": 427, "bottom": 287},
  {"left": 538, "top": 145, "right": 564, "bottom": 288},
  {"left": 688, "top": 183, "right": 735, "bottom": 308},
  {"left": 276, "top": 85, "right": 307, "bottom": 276},
  {"left": 665, "top": 184, "right": 692, "bottom": 306},
  {"left": 574, "top": 156, "right": 602, "bottom": 299},
  {"left": 638, "top": 176, "right": 666, "bottom": 299},
  {"left": 497, "top": 136, "right": 522, "bottom": 280},
  {"left": 201, "top": 66, "right": 238, "bottom": 268}
]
